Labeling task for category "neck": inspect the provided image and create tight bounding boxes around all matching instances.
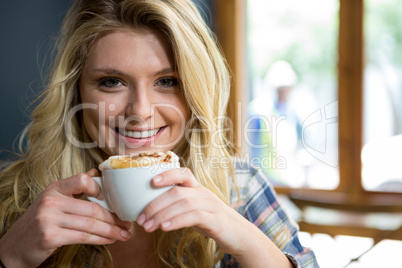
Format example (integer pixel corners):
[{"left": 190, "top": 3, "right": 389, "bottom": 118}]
[{"left": 109, "top": 222, "right": 156, "bottom": 267}]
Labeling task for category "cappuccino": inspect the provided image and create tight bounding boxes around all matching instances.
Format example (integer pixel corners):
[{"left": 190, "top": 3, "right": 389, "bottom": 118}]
[{"left": 99, "top": 151, "right": 180, "bottom": 170}]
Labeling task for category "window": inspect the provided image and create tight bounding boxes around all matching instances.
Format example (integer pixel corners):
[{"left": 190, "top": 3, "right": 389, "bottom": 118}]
[
  {"left": 362, "top": 0, "right": 402, "bottom": 192},
  {"left": 246, "top": 0, "right": 339, "bottom": 190},
  {"left": 213, "top": 0, "right": 402, "bottom": 240}
]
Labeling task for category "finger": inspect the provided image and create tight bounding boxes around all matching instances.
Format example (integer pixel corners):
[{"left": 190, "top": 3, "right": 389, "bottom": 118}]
[
  {"left": 53, "top": 173, "right": 101, "bottom": 198},
  {"left": 142, "top": 197, "right": 218, "bottom": 232},
  {"left": 60, "top": 197, "right": 132, "bottom": 230},
  {"left": 54, "top": 228, "right": 118, "bottom": 246},
  {"left": 158, "top": 210, "right": 216, "bottom": 234},
  {"left": 57, "top": 214, "right": 131, "bottom": 242},
  {"left": 86, "top": 169, "right": 104, "bottom": 199},
  {"left": 138, "top": 186, "right": 214, "bottom": 229},
  {"left": 86, "top": 168, "right": 99, "bottom": 177},
  {"left": 152, "top": 167, "right": 200, "bottom": 188},
  {"left": 38, "top": 194, "right": 131, "bottom": 230},
  {"left": 84, "top": 169, "right": 104, "bottom": 199},
  {"left": 140, "top": 186, "right": 211, "bottom": 221}
]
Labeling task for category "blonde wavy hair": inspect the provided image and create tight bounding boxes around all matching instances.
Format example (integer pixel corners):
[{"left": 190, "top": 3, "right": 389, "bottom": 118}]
[{"left": 0, "top": 0, "right": 234, "bottom": 267}]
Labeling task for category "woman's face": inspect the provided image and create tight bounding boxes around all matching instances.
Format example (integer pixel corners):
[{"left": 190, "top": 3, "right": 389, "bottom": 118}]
[{"left": 79, "top": 29, "right": 190, "bottom": 157}]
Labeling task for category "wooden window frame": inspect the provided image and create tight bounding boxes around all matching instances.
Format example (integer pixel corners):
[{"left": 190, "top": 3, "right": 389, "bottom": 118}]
[{"left": 213, "top": 0, "right": 402, "bottom": 240}]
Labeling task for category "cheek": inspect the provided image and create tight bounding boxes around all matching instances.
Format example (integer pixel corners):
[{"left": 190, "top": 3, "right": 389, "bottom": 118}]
[
  {"left": 175, "top": 95, "right": 191, "bottom": 120},
  {"left": 81, "top": 97, "right": 125, "bottom": 122},
  {"left": 81, "top": 108, "right": 101, "bottom": 141},
  {"left": 164, "top": 101, "right": 190, "bottom": 127}
]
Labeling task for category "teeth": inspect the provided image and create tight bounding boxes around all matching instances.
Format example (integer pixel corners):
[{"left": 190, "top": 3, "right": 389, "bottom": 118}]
[
  {"left": 133, "top": 131, "right": 141, "bottom": 138},
  {"left": 120, "top": 128, "right": 160, "bottom": 138}
]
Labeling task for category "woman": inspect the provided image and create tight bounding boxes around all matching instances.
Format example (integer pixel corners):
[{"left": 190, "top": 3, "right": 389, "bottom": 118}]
[{"left": 0, "top": 0, "right": 319, "bottom": 267}]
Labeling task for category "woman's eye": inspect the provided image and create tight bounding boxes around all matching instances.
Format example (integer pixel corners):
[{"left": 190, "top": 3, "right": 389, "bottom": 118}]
[
  {"left": 156, "top": 77, "right": 179, "bottom": 87},
  {"left": 98, "top": 77, "right": 122, "bottom": 88}
]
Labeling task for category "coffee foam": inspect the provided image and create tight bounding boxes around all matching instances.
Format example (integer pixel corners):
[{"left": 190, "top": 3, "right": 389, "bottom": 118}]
[{"left": 99, "top": 151, "right": 180, "bottom": 170}]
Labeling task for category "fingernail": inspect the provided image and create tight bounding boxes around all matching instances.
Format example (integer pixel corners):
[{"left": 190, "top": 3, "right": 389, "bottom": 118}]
[
  {"left": 143, "top": 219, "right": 154, "bottom": 231},
  {"left": 161, "top": 221, "right": 171, "bottom": 229},
  {"left": 121, "top": 230, "right": 131, "bottom": 239},
  {"left": 124, "top": 221, "right": 133, "bottom": 230},
  {"left": 153, "top": 175, "right": 162, "bottom": 183},
  {"left": 137, "top": 213, "right": 146, "bottom": 225}
]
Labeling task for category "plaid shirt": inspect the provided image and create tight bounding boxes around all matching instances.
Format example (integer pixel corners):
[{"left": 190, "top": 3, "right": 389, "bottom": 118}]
[{"left": 216, "top": 160, "right": 319, "bottom": 268}]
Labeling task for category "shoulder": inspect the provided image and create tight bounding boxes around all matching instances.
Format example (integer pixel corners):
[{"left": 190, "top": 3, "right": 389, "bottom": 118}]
[
  {"left": 232, "top": 158, "right": 259, "bottom": 180},
  {"left": 231, "top": 157, "right": 275, "bottom": 191},
  {"left": 229, "top": 158, "right": 277, "bottom": 211}
]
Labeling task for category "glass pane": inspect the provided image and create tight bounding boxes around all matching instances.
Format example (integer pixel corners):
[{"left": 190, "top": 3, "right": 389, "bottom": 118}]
[
  {"left": 246, "top": 0, "right": 339, "bottom": 189},
  {"left": 362, "top": 0, "right": 402, "bottom": 192}
]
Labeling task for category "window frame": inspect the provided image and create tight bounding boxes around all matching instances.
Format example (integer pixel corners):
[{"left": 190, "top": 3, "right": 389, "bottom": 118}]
[{"left": 213, "top": 0, "right": 402, "bottom": 238}]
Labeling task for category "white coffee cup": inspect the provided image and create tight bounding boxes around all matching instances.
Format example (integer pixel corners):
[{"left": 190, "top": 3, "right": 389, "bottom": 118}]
[{"left": 87, "top": 162, "right": 179, "bottom": 221}]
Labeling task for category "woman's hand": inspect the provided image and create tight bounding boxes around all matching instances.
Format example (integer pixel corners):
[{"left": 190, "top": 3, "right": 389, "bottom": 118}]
[
  {"left": 0, "top": 169, "right": 132, "bottom": 268},
  {"left": 136, "top": 168, "right": 255, "bottom": 255},
  {"left": 136, "top": 167, "right": 293, "bottom": 268}
]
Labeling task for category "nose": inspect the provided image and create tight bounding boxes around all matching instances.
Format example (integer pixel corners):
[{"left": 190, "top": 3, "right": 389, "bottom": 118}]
[{"left": 125, "top": 85, "right": 153, "bottom": 122}]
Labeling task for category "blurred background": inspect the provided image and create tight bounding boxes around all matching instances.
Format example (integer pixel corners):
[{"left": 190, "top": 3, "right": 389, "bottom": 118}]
[
  {"left": 0, "top": 1, "right": 71, "bottom": 160},
  {"left": 1, "top": 0, "right": 402, "bottom": 267}
]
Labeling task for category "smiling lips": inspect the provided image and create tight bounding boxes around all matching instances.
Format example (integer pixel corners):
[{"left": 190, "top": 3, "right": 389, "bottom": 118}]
[{"left": 116, "top": 127, "right": 163, "bottom": 139}]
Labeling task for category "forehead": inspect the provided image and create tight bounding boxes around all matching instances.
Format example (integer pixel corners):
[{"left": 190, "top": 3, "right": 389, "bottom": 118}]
[{"left": 85, "top": 28, "right": 174, "bottom": 70}]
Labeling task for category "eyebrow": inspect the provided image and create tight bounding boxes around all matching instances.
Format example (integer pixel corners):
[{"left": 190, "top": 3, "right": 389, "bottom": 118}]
[
  {"left": 90, "top": 68, "right": 129, "bottom": 76},
  {"left": 154, "top": 67, "right": 177, "bottom": 76},
  {"left": 90, "top": 67, "right": 177, "bottom": 77}
]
